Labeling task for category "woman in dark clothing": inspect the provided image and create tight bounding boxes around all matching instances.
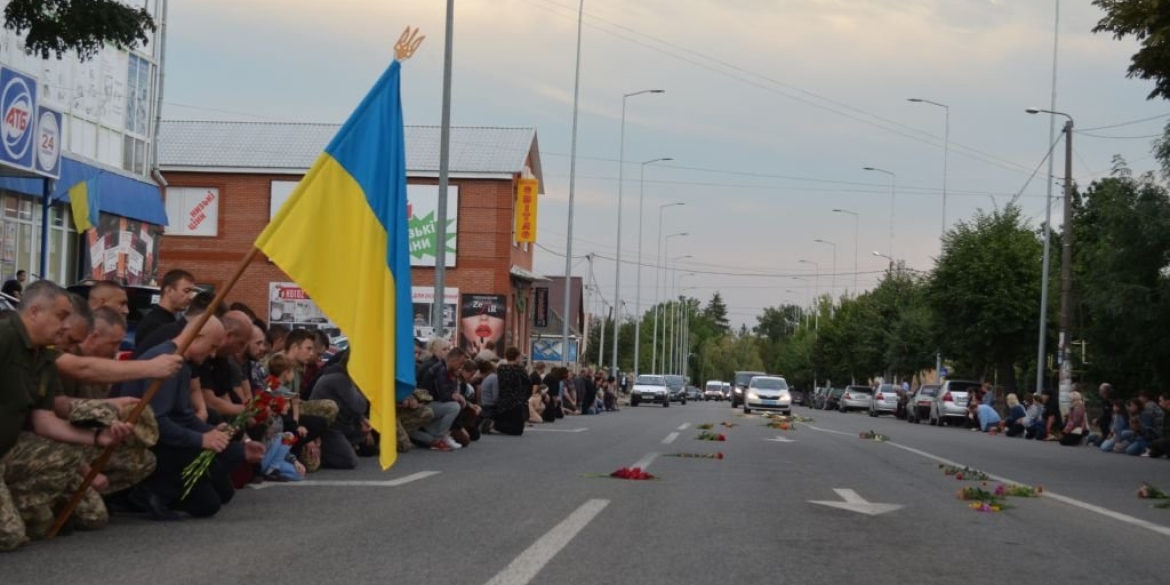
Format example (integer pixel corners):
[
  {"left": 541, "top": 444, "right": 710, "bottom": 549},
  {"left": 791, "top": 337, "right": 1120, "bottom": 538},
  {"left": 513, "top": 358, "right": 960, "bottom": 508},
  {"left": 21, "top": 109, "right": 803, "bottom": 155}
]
[{"left": 493, "top": 347, "right": 531, "bottom": 435}]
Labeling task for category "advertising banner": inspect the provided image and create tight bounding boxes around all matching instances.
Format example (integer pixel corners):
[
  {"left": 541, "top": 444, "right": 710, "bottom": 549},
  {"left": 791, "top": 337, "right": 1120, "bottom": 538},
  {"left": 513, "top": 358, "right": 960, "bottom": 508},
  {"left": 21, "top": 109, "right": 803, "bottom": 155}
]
[
  {"left": 164, "top": 187, "right": 219, "bottom": 237},
  {"left": 80, "top": 214, "right": 161, "bottom": 285},
  {"left": 515, "top": 177, "right": 538, "bottom": 243},
  {"left": 407, "top": 184, "right": 458, "bottom": 267},
  {"left": 531, "top": 338, "right": 579, "bottom": 363},
  {"left": 0, "top": 66, "right": 37, "bottom": 173},
  {"left": 34, "top": 106, "right": 61, "bottom": 178},
  {"left": 533, "top": 287, "right": 549, "bottom": 328},
  {"left": 460, "top": 293, "right": 506, "bottom": 354},
  {"left": 411, "top": 286, "right": 459, "bottom": 343},
  {"left": 268, "top": 282, "right": 336, "bottom": 332}
]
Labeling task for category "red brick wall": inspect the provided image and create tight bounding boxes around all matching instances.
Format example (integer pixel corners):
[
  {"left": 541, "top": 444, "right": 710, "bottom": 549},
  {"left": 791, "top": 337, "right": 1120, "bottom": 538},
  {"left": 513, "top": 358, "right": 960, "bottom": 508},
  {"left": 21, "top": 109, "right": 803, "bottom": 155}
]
[{"left": 159, "top": 171, "right": 533, "bottom": 351}]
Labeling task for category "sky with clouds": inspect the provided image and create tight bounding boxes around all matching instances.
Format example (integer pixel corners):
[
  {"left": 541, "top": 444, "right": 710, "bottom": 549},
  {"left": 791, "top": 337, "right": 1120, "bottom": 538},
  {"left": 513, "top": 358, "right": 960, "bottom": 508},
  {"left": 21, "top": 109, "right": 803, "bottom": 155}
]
[{"left": 163, "top": 0, "right": 1166, "bottom": 328}]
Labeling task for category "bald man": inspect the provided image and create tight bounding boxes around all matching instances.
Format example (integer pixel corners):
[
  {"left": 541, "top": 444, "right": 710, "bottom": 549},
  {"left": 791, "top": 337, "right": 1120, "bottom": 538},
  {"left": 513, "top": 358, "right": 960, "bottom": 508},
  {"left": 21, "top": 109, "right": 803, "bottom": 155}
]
[
  {"left": 114, "top": 316, "right": 243, "bottom": 520},
  {"left": 87, "top": 280, "right": 129, "bottom": 318},
  {"left": 198, "top": 311, "right": 256, "bottom": 418}
]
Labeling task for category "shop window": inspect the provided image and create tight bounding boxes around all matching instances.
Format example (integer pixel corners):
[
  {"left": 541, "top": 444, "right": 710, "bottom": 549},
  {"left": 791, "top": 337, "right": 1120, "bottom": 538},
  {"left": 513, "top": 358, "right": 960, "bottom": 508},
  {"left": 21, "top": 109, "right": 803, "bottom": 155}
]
[{"left": 164, "top": 187, "right": 219, "bottom": 237}]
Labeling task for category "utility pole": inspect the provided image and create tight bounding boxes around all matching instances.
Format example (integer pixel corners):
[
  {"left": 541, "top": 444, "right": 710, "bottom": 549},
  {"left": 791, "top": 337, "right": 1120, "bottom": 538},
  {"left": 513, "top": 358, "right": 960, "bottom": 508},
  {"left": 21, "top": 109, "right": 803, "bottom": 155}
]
[{"left": 1058, "top": 118, "right": 1074, "bottom": 410}]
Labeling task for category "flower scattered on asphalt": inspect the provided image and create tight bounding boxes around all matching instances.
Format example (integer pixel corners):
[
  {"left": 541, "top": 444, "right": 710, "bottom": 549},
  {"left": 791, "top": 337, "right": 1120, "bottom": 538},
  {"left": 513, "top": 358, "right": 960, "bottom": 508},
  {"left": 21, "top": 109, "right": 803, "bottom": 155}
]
[
  {"left": 859, "top": 430, "right": 890, "bottom": 442},
  {"left": 721, "top": 422, "right": 738, "bottom": 428},
  {"left": 664, "top": 452, "right": 725, "bottom": 460},
  {"left": 609, "top": 467, "right": 656, "bottom": 480},
  {"left": 1137, "top": 482, "right": 1168, "bottom": 500},
  {"left": 697, "top": 423, "right": 714, "bottom": 430},
  {"left": 940, "top": 464, "right": 989, "bottom": 481},
  {"left": 697, "top": 431, "right": 727, "bottom": 441}
]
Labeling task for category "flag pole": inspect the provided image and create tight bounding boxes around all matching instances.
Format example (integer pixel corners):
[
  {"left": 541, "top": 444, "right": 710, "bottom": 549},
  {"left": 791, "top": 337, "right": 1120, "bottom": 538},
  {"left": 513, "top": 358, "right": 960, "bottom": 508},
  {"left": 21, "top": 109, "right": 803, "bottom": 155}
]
[{"left": 48, "top": 246, "right": 262, "bottom": 538}]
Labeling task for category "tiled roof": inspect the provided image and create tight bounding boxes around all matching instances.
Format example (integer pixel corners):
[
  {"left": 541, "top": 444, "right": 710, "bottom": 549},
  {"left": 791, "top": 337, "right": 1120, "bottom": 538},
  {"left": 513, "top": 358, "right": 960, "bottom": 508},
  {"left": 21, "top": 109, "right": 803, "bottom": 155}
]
[{"left": 158, "top": 120, "right": 542, "bottom": 182}]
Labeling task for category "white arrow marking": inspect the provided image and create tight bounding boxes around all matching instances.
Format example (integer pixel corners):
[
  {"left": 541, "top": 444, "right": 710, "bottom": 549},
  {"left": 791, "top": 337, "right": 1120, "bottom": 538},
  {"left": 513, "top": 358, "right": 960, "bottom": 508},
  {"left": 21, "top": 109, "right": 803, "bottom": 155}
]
[
  {"left": 809, "top": 488, "right": 903, "bottom": 516},
  {"left": 526, "top": 427, "right": 589, "bottom": 433},
  {"left": 765, "top": 436, "right": 796, "bottom": 443},
  {"left": 249, "top": 471, "right": 440, "bottom": 489}
]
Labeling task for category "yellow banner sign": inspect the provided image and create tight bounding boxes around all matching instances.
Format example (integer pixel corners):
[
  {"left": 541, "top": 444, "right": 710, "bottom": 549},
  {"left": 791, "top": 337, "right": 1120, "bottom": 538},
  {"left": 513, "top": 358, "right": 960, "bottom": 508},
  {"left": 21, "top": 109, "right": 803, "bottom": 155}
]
[{"left": 515, "top": 178, "right": 539, "bottom": 243}]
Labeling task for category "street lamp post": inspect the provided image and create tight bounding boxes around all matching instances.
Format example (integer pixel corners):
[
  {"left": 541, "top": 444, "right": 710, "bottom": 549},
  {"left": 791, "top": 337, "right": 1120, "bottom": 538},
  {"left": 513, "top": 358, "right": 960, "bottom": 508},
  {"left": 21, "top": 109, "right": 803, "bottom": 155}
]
[
  {"left": 813, "top": 239, "right": 837, "bottom": 302},
  {"left": 668, "top": 262, "right": 693, "bottom": 375},
  {"left": 653, "top": 208, "right": 685, "bottom": 372},
  {"left": 672, "top": 270, "right": 695, "bottom": 375},
  {"left": 832, "top": 209, "right": 859, "bottom": 293},
  {"left": 799, "top": 259, "right": 820, "bottom": 332},
  {"left": 863, "top": 167, "right": 897, "bottom": 263},
  {"left": 559, "top": 0, "right": 587, "bottom": 366},
  {"left": 908, "top": 98, "right": 950, "bottom": 238},
  {"left": 1027, "top": 107, "right": 1075, "bottom": 407},
  {"left": 635, "top": 158, "right": 672, "bottom": 377},
  {"left": 612, "top": 89, "right": 665, "bottom": 378},
  {"left": 873, "top": 250, "right": 893, "bottom": 272}
]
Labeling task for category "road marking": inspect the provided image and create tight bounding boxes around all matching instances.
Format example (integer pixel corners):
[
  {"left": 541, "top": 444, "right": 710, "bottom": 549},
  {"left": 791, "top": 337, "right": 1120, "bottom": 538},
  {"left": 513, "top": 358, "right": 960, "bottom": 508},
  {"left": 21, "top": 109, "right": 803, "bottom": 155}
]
[
  {"left": 631, "top": 452, "right": 659, "bottom": 471},
  {"left": 810, "top": 488, "right": 903, "bottom": 516},
  {"left": 249, "top": 471, "right": 440, "bottom": 490},
  {"left": 802, "top": 424, "right": 853, "bottom": 437},
  {"left": 525, "top": 427, "right": 589, "bottom": 433},
  {"left": 662, "top": 432, "right": 679, "bottom": 445},
  {"left": 677, "top": 423, "right": 691, "bottom": 431},
  {"left": 482, "top": 499, "right": 610, "bottom": 585},
  {"left": 884, "top": 441, "right": 1170, "bottom": 539},
  {"left": 765, "top": 436, "right": 796, "bottom": 443}
]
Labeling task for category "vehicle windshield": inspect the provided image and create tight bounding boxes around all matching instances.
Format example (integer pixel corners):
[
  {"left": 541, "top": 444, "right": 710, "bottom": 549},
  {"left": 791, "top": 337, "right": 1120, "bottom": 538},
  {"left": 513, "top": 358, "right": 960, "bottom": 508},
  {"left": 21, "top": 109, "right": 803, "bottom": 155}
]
[
  {"left": 847, "top": 386, "right": 873, "bottom": 394},
  {"left": 829, "top": 388, "right": 845, "bottom": 396},
  {"left": 664, "top": 375, "right": 684, "bottom": 389},
  {"left": 917, "top": 387, "right": 939, "bottom": 397},
  {"left": 878, "top": 384, "right": 895, "bottom": 392},
  {"left": 751, "top": 378, "right": 789, "bottom": 390},
  {"left": 705, "top": 383, "right": 722, "bottom": 391},
  {"left": 735, "top": 372, "right": 764, "bottom": 387},
  {"left": 636, "top": 375, "right": 666, "bottom": 386},
  {"left": 947, "top": 381, "right": 981, "bottom": 394}
]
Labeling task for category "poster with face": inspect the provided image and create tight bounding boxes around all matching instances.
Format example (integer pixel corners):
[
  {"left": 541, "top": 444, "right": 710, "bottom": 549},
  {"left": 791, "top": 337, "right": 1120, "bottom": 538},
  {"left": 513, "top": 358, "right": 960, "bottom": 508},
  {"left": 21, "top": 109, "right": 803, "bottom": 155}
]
[{"left": 460, "top": 293, "right": 506, "bottom": 355}]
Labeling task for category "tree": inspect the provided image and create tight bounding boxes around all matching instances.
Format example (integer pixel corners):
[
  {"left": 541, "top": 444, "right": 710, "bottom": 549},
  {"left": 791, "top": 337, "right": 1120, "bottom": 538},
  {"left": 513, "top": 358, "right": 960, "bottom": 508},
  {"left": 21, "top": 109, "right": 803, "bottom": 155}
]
[
  {"left": 4, "top": 0, "right": 155, "bottom": 61},
  {"left": 703, "top": 292, "right": 731, "bottom": 334},
  {"left": 926, "top": 204, "right": 1043, "bottom": 393},
  {"left": 1092, "top": 0, "right": 1170, "bottom": 100},
  {"left": 1073, "top": 161, "right": 1170, "bottom": 393}
]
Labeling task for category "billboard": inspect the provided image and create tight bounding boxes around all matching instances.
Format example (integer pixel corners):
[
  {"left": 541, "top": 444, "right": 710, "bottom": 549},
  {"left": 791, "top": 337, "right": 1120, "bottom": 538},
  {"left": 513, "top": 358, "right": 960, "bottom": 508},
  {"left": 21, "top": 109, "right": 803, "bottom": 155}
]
[
  {"left": 268, "top": 282, "right": 336, "bottom": 332},
  {"left": 407, "top": 184, "right": 458, "bottom": 267},
  {"left": 531, "top": 338, "right": 579, "bottom": 363},
  {"left": 460, "top": 293, "right": 506, "bottom": 355},
  {"left": 79, "top": 214, "right": 161, "bottom": 286}
]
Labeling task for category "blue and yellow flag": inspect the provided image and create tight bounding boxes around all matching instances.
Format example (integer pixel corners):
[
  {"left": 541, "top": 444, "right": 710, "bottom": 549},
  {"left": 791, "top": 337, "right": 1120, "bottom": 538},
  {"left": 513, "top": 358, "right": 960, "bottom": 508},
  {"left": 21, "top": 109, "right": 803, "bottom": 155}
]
[
  {"left": 256, "top": 60, "right": 414, "bottom": 469},
  {"left": 67, "top": 178, "right": 101, "bottom": 232}
]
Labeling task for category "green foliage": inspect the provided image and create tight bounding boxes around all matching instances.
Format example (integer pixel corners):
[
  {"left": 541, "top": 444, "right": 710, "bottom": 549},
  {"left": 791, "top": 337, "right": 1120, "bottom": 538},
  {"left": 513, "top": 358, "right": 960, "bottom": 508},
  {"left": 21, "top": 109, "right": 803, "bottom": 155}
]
[
  {"left": 1092, "top": 0, "right": 1170, "bottom": 101},
  {"left": 4, "top": 0, "right": 155, "bottom": 61},
  {"left": 926, "top": 204, "right": 1042, "bottom": 392},
  {"left": 703, "top": 292, "right": 731, "bottom": 334}
]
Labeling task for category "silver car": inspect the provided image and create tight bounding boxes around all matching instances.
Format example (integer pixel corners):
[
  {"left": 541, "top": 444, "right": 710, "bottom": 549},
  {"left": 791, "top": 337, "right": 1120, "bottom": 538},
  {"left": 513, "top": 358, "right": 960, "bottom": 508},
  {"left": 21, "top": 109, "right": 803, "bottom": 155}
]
[
  {"left": 631, "top": 375, "right": 670, "bottom": 408},
  {"left": 907, "top": 384, "right": 940, "bottom": 423},
  {"left": 704, "top": 380, "right": 725, "bottom": 401},
  {"left": 743, "top": 376, "right": 792, "bottom": 414},
  {"left": 868, "top": 383, "right": 898, "bottom": 417},
  {"left": 929, "top": 380, "right": 981, "bottom": 426},
  {"left": 839, "top": 385, "right": 873, "bottom": 412}
]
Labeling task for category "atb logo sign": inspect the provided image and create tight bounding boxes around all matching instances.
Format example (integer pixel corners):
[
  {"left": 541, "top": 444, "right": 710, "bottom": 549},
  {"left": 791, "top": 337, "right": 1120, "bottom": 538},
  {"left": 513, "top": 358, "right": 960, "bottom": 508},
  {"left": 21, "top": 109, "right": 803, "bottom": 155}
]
[
  {"left": 0, "top": 67, "right": 36, "bottom": 170},
  {"left": 35, "top": 107, "right": 62, "bottom": 178}
]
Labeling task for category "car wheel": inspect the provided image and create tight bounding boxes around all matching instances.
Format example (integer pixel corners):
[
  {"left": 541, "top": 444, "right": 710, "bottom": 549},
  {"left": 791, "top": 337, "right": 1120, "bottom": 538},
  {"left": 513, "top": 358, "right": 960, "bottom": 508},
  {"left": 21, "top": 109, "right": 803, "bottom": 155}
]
[{"left": 869, "top": 408, "right": 878, "bottom": 418}]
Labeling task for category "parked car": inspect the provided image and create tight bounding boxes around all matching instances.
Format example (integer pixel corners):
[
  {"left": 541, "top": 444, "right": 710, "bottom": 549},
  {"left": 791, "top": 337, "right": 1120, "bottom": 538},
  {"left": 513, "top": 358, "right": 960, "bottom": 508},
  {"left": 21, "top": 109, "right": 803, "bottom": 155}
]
[
  {"left": 631, "top": 375, "right": 670, "bottom": 407},
  {"left": 789, "top": 388, "right": 805, "bottom": 406},
  {"left": 704, "top": 380, "right": 725, "bottom": 401},
  {"left": 665, "top": 375, "right": 687, "bottom": 404},
  {"left": 839, "top": 385, "right": 873, "bottom": 412},
  {"left": 823, "top": 387, "right": 845, "bottom": 410},
  {"left": 686, "top": 386, "right": 704, "bottom": 401},
  {"left": 868, "top": 383, "right": 898, "bottom": 417},
  {"left": 743, "top": 376, "right": 792, "bottom": 415},
  {"left": 809, "top": 387, "right": 825, "bottom": 409},
  {"left": 66, "top": 281, "right": 161, "bottom": 350},
  {"left": 906, "top": 384, "right": 939, "bottom": 423},
  {"left": 929, "top": 380, "right": 981, "bottom": 426},
  {"left": 730, "top": 370, "right": 766, "bottom": 408}
]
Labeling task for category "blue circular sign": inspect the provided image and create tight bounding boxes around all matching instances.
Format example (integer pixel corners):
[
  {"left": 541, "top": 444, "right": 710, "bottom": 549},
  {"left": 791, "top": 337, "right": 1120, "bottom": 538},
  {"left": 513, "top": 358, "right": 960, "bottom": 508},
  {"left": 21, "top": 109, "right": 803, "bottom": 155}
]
[{"left": 2, "top": 75, "right": 33, "bottom": 163}]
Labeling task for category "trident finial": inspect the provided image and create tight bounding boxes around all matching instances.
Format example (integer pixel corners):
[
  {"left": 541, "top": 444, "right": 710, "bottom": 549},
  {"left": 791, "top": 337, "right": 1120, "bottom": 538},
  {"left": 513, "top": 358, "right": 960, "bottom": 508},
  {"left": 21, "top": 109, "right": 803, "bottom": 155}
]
[{"left": 395, "top": 27, "right": 425, "bottom": 61}]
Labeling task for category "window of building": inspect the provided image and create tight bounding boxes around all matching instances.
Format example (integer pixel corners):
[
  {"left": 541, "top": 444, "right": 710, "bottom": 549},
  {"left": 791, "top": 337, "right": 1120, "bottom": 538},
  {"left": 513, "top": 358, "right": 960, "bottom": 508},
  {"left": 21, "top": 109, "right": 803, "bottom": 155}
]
[
  {"left": 0, "top": 193, "right": 78, "bottom": 284},
  {"left": 270, "top": 181, "right": 298, "bottom": 219},
  {"left": 125, "top": 54, "right": 151, "bottom": 137},
  {"left": 164, "top": 187, "right": 219, "bottom": 237}
]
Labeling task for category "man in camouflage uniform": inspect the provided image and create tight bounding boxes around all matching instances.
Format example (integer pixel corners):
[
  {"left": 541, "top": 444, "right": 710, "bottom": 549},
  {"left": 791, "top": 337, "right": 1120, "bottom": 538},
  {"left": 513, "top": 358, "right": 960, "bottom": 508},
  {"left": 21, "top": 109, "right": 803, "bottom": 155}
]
[
  {"left": 397, "top": 389, "right": 435, "bottom": 452},
  {"left": 1, "top": 282, "right": 134, "bottom": 551}
]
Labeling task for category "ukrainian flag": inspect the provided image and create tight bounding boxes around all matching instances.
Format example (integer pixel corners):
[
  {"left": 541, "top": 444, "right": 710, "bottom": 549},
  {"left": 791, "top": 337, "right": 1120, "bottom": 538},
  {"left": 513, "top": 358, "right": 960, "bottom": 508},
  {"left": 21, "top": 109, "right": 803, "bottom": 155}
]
[{"left": 256, "top": 60, "right": 414, "bottom": 469}]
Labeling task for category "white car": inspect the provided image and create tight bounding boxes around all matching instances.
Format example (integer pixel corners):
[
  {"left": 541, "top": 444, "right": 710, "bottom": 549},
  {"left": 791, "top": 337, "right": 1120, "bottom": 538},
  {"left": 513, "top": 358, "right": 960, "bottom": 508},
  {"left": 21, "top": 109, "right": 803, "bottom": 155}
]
[
  {"left": 631, "top": 375, "right": 670, "bottom": 408},
  {"left": 743, "top": 376, "right": 792, "bottom": 415},
  {"left": 930, "top": 380, "right": 981, "bottom": 426},
  {"left": 704, "top": 380, "right": 725, "bottom": 401}
]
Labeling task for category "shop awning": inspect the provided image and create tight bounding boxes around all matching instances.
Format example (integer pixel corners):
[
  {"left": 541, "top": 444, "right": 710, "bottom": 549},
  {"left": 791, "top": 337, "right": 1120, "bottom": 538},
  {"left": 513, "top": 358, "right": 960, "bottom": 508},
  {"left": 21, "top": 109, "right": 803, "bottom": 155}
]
[
  {"left": 0, "top": 156, "right": 168, "bottom": 226},
  {"left": 510, "top": 265, "right": 550, "bottom": 282}
]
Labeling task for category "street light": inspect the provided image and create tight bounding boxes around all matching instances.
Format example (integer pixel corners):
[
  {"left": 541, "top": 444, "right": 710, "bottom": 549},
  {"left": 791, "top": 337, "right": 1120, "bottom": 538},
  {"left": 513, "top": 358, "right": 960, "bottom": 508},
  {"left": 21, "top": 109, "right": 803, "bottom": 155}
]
[
  {"left": 672, "top": 270, "right": 697, "bottom": 375},
  {"left": 799, "top": 259, "right": 820, "bottom": 331},
  {"left": 679, "top": 282, "right": 699, "bottom": 377},
  {"left": 873, "top": 250, "right": 893, "bottom": 271},
  {"left": 560, "top": 0, "right": 586, "bottom": 366},
  {"left": 813, "top": 239, "right": 838, "bottom": 302},
  {"left": 863, "top": 167, "right": 897, "bottom": 263},
  {"left": 832, "top": 208, "right": 859, "bottom": 294},
  {"left": 634, "top": 157, "right": 672, "bottom": 377},
  {"left": 1027, "top": 107, "right": 1075, "bottom": 404},
  {"left": 613, "top": 89, "right": 666, "bottom": 378},
  {"left": 655, "top": 229, "right": 687, "bottom": 372},
  {"left": 908, "top": 98, "right": 950, "bottom": 238}
]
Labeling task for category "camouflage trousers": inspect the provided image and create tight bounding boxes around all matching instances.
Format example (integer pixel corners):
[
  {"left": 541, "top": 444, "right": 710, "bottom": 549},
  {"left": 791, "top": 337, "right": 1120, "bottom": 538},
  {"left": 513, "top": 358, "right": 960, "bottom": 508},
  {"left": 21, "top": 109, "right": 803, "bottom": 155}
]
[
  {"left": 0, "top": 433, "right": 95, "bottom": 552},
  {"left": 397, "top": 406, "right": 434, "bottom": 452},
  {"left": 300, "top": 399, "right": 338, "bottom": 426},
  {"left": 70, "top": 400, "right": 159, "bottom": 494}
]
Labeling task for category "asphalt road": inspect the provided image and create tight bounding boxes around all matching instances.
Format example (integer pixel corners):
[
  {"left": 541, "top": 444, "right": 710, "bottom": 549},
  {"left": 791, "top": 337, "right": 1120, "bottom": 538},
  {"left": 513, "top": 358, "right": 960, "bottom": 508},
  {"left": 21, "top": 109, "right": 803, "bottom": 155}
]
[{"left": 3, "top": 399, "right": 1169, "bottom": 585}]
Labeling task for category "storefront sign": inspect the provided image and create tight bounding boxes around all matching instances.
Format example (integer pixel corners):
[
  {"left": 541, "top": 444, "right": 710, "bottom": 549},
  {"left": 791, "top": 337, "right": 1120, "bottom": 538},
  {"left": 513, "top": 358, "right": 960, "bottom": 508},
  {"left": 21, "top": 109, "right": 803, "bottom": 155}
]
[
  {"left": 0, "top": 66, "right": 36, "bottom": 172},
  {"left": 407, "top": 184, "right": 458, "bottom": 267},
  {"left": 411, "top": 286, "right": 459, "bottom": 342},
  {"left": 164, "top": 187, "right": 219, "bottom": 237},
  {"left": 533, "top": 287, "right": 549, "bottom": 328},
  {"left": 34, "top": 106, "right": 61, "bottom": 178},
  {"left": 515, "top": 178, "right": 538, "bottom": 243},
  {"left": 268, "top": 282, "right": 336, "bottom": 331}
]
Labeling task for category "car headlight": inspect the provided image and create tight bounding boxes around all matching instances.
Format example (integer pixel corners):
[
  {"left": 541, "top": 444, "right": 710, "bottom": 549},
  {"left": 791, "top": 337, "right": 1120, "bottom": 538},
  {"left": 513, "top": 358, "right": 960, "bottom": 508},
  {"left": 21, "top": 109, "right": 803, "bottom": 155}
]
[
  {"left": 734, "top": 388, "right": 743, "bottom": 394},
  {"left": 779, "top": 396, "right": 791, "bottom": 403},
  {"left": 748, "top": 391, "right": 759, "bottom": 399}
]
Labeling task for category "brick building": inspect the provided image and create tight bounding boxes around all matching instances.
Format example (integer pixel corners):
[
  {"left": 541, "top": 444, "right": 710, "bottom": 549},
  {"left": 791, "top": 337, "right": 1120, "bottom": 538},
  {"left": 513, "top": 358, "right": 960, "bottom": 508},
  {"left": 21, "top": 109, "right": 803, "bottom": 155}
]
[{"left": 156, "top": 120, "right": 545, "bottom": 353}]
